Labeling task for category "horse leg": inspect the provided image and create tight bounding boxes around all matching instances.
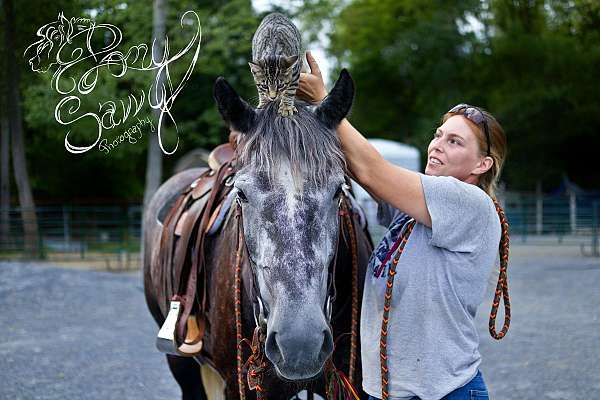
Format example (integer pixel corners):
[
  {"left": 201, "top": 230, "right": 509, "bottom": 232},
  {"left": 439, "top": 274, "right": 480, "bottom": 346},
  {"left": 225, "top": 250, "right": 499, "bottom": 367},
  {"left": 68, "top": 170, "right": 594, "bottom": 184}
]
[{"left": 166, "top": 355, "right": 207, "bottom": 400}]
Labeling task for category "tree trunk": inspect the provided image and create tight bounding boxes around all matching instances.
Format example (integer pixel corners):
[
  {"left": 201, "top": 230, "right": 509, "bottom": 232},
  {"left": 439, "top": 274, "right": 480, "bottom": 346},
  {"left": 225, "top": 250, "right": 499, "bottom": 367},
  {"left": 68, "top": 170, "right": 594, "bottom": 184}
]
[
  {"left": 1, "top": 114, "right": 10, "bottom": 248},
  {"left": 141, "top": 0, "right": 167, "bottom": 264},
  {"left": 143, "top": 0, "right": 166, "bottom": 211},
  {"left": 3, "top": 0, "right": 40, "bottom": 256}
]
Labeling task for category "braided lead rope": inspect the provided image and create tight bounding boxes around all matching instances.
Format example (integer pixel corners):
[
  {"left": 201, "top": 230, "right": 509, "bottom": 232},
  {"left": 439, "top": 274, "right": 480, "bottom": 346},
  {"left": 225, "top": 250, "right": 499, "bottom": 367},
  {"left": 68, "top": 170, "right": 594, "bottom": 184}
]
[
  {"left": 234, "top": 205, "right": 247, "bottom": 400},
  {"left": 341, "top": 199, "right": 359, "bottom": 385},
  {"left": 380, "top": 220, "right": 416, "bottom": 400},
  {"left": 235, "top": 203, "right": 268, "bottom": 399},
  {"left": 489, "top": 200, "right": 511, "bottom": 340}
]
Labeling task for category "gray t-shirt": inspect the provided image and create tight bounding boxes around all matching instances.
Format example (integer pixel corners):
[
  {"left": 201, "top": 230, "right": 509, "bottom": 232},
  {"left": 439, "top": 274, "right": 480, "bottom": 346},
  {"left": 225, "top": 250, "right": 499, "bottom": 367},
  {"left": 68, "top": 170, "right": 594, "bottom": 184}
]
[{"left": 360, "top": 174, "right": 501, "bottom": 400}]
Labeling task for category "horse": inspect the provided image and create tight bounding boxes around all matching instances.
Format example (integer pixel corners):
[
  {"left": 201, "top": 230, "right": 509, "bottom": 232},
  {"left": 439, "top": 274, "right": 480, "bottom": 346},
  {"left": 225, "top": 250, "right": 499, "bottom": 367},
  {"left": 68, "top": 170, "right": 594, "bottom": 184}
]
[{"left": 143, "top": 69, "right": 373, "bottom": 399}]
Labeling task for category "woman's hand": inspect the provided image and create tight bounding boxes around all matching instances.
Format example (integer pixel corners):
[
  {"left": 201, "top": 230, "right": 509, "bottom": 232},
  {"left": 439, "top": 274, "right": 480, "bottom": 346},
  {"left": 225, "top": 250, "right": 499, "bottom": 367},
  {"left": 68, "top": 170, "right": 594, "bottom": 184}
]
[{"left": 297, "top": 51, "right": 328, "bottom": 104}]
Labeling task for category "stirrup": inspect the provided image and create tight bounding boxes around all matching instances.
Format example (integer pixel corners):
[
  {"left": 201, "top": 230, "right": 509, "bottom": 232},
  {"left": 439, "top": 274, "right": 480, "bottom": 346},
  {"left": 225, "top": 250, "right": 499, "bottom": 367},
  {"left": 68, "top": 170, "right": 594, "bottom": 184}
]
[{"left": 156, "top": 300, "right": 206, "bottom": 357}]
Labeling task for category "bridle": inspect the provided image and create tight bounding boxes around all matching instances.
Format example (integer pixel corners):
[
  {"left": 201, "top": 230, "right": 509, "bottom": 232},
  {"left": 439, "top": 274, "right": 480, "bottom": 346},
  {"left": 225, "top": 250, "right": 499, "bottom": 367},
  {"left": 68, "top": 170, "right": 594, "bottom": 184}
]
[
  {"left": 232, "top": 180, "right": 361, "bottom": 400},
  {"left": 236, "top": 182, "right": 353, "bottom": 326}
]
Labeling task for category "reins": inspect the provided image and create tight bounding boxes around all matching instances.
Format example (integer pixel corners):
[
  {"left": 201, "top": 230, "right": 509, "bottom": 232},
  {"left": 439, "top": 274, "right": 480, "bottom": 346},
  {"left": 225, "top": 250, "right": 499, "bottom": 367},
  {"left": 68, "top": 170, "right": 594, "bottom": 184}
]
[
  {"left": 379, "top": 201, "right": 511, "bottom": 400},
  {"left": 233, "top": 192, "right": 362, "bottom": 400}
]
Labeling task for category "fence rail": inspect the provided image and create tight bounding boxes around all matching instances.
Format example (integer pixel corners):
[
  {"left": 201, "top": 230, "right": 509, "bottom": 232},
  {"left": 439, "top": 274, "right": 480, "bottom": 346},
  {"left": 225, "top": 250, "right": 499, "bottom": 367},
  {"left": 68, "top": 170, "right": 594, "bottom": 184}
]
[
  {"left": 1, "top": 191, "right": 599, "bottom": 267},
  {"left": 502, "top": 192, "right": 600, "bottom": 256},
  {"left": 0, "top": 205, "right": 142, "bottom": 269}
]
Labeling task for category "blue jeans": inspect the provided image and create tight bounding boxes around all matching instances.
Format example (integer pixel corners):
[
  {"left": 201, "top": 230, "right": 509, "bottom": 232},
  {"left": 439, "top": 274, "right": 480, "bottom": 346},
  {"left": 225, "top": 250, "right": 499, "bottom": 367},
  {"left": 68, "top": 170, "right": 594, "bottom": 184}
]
[{"left": 368, "top": 370, "right": 489, "bottom": 400}]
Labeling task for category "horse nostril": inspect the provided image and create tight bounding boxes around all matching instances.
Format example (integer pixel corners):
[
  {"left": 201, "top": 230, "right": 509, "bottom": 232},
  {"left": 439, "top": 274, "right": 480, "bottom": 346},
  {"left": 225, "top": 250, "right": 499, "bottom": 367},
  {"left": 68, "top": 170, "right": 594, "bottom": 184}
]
[
  {"left": 265, "top": 331, "right": 283, "bottom": 363},
  {"left": 319, "top": 330, "right": 334, "bottom": 363}
]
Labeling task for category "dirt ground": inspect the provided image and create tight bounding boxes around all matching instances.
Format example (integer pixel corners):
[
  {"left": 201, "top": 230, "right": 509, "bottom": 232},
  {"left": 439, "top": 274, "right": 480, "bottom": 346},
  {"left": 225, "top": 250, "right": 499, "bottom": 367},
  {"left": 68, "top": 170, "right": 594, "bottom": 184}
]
[{"left": 1, "top": 244, "right": 598, "bottom": 399}]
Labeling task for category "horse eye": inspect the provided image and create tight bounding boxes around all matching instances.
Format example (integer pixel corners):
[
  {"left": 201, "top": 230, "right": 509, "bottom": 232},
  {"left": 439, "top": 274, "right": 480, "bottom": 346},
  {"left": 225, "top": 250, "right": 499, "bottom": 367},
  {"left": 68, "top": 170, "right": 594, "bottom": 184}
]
[{"left": 237, "top": 189, "right": 248, "bottom": 203}]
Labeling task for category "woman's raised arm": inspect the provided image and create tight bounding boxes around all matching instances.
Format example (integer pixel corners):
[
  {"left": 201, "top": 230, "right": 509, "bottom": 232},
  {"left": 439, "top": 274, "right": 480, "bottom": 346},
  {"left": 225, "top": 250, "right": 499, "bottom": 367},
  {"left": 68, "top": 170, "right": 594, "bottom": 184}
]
[{"left": 298, "top": 52, "right": 431, "bottom": 227}]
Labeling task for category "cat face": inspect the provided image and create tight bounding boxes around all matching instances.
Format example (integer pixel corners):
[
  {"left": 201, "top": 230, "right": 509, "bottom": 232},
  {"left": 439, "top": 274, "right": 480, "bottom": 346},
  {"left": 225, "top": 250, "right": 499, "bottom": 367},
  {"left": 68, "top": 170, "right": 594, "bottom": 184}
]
[{"left": 249, "top": 55, "right": 298, "bottom": 100}]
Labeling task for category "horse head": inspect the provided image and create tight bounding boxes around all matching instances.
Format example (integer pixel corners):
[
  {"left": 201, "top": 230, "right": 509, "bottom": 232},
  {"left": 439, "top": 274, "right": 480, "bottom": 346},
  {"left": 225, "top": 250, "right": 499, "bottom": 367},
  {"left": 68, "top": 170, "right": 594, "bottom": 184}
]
[
  {"left": 214, "top": 70, "right": 354, "bottom": 380},
  {"left": 24, "top": 12, "right": 93, "bottom": 73}
]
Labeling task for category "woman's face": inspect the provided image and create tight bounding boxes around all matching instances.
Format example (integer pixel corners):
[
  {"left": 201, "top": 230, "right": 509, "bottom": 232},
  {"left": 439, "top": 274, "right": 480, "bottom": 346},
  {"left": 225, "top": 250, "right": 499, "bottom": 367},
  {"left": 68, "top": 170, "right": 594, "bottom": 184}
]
[{"left": 425, "top": 115, "right": 491, "bottom": 183}]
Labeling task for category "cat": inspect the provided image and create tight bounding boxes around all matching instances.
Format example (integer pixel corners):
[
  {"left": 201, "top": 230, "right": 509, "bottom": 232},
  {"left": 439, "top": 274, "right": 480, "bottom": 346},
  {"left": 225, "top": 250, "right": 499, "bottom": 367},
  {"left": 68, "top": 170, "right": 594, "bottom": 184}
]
[{"left": 249, "top": 13, "right": 303, "bottom": 117}]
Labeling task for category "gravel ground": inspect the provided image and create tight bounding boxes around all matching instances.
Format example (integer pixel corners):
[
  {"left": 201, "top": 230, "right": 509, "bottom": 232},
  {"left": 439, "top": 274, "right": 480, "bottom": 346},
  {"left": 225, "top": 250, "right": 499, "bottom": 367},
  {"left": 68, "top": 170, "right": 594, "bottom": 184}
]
[
  {"left": 1, "top": 247, "right": 599, "bottom": 400},
  {"left": 0, "top": 262, "right": 179, "bottom": 400},
  {"left": 476, "top": 251, "right": 600, "bottom": 399}
]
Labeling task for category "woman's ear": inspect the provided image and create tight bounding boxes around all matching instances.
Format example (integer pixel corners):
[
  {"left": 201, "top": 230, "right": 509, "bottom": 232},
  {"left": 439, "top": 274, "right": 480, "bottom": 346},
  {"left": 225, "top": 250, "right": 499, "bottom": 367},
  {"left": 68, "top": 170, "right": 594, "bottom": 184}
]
[{"left": 472, "top": 156, "right": 494, "bottom": 176}]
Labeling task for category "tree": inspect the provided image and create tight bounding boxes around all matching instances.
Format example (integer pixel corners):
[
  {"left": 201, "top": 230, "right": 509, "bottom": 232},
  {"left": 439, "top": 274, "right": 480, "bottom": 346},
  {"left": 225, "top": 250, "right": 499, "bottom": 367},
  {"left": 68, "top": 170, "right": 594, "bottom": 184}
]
[
  {"left": 19, "top": 0, "right": 260, "bottom": 203},
  {"left": 297, "top": 0, "right": 600, "bottom": 191},
  {"left": 143, "top": 0, "right": 167, "bottom": 212},
  {"left": 473, "top": 0, "right": 600, "bottom": 190},
  {"left": 1, "top": 112, "right": 9, "bottom": 247},
  {"left": 305, "top": 0, "right": 482, "bottom": 155},
  {"left": 3, "top": 0, "right": 40, "bottom": 255}
]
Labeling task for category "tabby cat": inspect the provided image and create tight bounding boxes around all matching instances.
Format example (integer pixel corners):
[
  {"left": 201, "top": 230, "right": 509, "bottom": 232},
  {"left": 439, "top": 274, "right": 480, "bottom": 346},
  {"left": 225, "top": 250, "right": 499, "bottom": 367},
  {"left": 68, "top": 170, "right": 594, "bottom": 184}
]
[{"left": 249, "top": 13, "right": 303, "bottom": 117}]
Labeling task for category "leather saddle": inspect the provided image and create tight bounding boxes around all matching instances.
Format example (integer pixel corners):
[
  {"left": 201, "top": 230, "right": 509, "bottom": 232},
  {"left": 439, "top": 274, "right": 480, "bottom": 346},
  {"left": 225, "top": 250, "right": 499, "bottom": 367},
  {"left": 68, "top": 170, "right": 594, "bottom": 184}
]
[{"left": 156, "top": 141, "right": 236, "bottom": 357}]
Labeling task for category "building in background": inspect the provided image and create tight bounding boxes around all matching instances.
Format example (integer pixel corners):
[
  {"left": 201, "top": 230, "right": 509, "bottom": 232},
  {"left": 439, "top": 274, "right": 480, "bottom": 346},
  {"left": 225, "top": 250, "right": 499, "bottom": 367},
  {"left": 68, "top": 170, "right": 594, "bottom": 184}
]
[{"left": 352, "top": 139, "right": 420, "bottom": 239}]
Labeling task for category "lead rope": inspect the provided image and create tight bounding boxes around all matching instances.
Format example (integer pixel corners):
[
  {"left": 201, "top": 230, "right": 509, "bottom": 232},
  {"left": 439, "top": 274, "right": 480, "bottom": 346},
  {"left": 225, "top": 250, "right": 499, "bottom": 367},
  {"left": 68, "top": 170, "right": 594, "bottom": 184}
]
[
  {"left": 341, "top": 200, "right": 359, "bottom": 385},
  {"left": 379, "top": 201, "right": 511, "bottom": 399},
  {"left": 234, "top": 206, "right": 248, "bottom": 400},
  {"left": 489, "top": 199, "right": 511, "bottom": 340},
  {"left": 379, "top": 220, "right": 416, "bottom": 400},
  {"left": 234, "top": 203, "right": 269, "bottom": 400},
  {"left": 323, "top": 201, "right": 362, "bottom": 400}
]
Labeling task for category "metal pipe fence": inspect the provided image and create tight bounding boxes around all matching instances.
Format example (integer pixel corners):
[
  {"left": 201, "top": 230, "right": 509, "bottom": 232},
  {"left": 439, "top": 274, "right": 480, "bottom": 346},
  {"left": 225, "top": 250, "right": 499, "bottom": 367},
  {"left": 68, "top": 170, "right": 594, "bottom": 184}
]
[
  {"left": 0, "top": 205, "right": 142, "bottom": 269},
  {"left": 362, "top": 191, "right": 600, "bottom": 256},
  {"left": 1, "top": 190, "right": 599, "bottom": 268},
  {"left": 503, "top": 192, "right": 600, "bottom": 256}
]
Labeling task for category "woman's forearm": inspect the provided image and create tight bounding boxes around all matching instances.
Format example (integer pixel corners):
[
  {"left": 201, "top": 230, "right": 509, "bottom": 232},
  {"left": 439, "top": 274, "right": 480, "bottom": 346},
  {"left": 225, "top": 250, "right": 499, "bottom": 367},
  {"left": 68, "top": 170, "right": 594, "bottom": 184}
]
[
  {"left": 298, "top": 53, "right": 430, "bottom": 224},
  {"left": 337, "top": 118, "right": 432, "bottom": 226},
  {"left": 337, "top": 118, "right": 385, "bottom": 187}
]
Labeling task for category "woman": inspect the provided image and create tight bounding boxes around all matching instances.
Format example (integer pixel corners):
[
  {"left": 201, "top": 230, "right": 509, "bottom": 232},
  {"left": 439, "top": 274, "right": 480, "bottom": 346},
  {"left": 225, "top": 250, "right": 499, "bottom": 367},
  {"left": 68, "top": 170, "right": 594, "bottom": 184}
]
[{"left": 297, "top": 51, "right": 508, "bottom": 400}]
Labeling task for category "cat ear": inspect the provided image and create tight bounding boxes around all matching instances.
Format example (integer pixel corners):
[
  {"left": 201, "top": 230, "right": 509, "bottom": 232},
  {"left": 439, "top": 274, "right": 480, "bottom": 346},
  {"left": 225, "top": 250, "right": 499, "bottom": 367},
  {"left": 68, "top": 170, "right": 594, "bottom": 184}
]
[
  {"left": 283, "top": 55, "right": 299, "bottom": 69},
  {"left": 213, "top": 77, "right": 257, "bottom": 133},
  {"left": 315, "top": 69, "right": 354, "bottom": 129},
  {"left": 248, "top": 61, "right": 262, "bottom": 75}
]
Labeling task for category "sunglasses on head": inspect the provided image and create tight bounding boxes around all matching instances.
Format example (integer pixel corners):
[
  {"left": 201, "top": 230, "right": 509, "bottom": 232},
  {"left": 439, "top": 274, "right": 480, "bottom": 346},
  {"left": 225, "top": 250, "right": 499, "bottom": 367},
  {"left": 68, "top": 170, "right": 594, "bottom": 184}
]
[{"left": 447, "top": 104, "right": 491, "bottom": 156}]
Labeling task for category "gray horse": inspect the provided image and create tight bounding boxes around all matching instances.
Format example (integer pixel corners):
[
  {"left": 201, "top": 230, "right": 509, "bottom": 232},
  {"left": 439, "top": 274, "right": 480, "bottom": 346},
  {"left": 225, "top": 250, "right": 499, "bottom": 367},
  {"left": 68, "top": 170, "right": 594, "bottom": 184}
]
[{"left": 143, "top": 69, "right": 372, "bottom": 399}]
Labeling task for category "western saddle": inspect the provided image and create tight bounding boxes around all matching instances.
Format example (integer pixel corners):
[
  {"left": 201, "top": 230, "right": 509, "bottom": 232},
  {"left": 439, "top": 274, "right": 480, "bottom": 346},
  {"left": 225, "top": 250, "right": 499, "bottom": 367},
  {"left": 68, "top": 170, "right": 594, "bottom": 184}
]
[{"left": 156, "top": 136, "right": 237, "bottom": 357}]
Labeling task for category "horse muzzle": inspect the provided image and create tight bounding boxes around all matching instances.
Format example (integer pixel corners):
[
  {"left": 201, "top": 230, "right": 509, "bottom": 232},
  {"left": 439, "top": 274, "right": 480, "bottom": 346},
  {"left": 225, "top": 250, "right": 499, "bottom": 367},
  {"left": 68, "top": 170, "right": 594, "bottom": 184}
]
[{"left": 264, "top": 312, "right": 334, "bottom": 380}]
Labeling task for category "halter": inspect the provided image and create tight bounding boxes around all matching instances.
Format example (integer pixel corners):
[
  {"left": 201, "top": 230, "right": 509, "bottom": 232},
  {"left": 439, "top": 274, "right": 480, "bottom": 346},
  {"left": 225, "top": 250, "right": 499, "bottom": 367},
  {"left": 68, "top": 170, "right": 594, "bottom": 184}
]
[{"left": 232, "top": 181, "right": 362, "bottom": 400}]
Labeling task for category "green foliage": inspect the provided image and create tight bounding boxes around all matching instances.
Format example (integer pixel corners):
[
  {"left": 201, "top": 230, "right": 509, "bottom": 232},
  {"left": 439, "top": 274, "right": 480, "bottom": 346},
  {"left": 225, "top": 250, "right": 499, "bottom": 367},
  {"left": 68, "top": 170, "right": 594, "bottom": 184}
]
[
  {"left": 296, "top": 0, "right": 600, "bottom": 191},
  {"left": 6, "top": 0, "right": 261, "bottom": 202},
  {"left": 4, "top": 0, "right": 600, "bottom": 204}
]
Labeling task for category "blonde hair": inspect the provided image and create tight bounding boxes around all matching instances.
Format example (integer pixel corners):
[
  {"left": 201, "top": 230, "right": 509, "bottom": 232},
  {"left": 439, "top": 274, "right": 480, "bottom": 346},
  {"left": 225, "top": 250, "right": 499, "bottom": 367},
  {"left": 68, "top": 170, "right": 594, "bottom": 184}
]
[{"left": 442, "top": 108, "right": 507, "bottom": 199}]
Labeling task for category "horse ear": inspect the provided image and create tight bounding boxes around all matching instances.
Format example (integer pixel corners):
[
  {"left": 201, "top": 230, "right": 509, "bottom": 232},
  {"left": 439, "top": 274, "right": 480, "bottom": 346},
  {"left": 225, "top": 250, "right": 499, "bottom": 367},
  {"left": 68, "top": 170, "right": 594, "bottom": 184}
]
[
  {"left": 315, "top": 69, "right": 354, "bottom": 130},
  {"left": 213, "top": 77, "right": 257, "bottom": 134}
]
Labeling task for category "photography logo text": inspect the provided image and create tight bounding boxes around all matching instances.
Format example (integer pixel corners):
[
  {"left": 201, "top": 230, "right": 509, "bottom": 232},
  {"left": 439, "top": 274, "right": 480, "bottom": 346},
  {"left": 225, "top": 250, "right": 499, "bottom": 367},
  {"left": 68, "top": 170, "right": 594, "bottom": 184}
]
[{"left": 24, "top": 11, "right": 201, "bottom": 155}]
